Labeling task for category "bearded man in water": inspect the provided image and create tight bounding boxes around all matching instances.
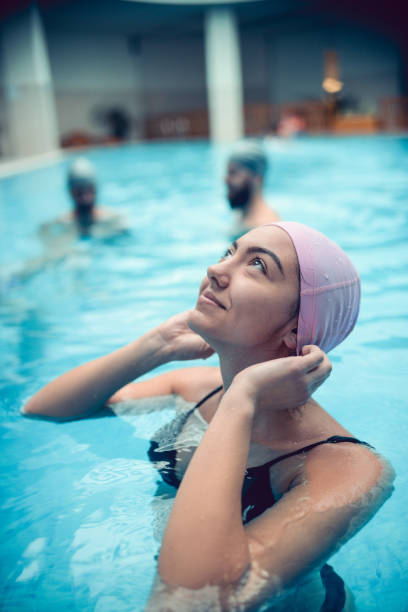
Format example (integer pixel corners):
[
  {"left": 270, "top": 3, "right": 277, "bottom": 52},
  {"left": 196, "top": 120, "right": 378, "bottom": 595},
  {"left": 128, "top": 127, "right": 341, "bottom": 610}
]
[{"left": 226, "top": 140, "right": 280, "bottom": 239}]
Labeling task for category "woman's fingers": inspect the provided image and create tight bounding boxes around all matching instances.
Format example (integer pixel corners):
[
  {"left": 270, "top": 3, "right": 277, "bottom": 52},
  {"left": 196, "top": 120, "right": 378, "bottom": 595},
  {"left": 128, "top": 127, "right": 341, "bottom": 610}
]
[
  {"left": 306, "top": 368, "right": 332, "bottom": 396},
  {"left": 310, "top": 372, "right": 330, "bottom": 392},
  {"left": 300, "top": 345, "right": 325, "bottom": 373},
  {"left": 300, "top": 346, "right": 332, "bottom": 393}
]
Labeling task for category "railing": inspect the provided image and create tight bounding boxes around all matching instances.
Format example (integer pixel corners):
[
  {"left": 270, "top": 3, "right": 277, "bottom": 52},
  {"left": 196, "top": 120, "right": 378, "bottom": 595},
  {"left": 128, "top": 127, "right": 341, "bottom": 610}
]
[
  {"left": 144, "top": 109, "right": 209, "bottom": 140},
  {"left": 2, "top": 87, "right": 408, "bottom": 160},
  {"left": 142, "top": 97, "right": 408, "bottom": 140},
  {"left": 379, "top": 97, "right": 408, "bottom": 131},
  {"left": 244, "top": 101, "right": 330, "bottom": 135}
]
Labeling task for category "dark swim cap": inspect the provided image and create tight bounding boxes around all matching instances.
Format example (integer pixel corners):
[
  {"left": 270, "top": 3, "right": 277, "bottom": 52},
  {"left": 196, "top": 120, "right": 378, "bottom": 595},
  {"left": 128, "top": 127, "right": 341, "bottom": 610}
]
[{"left": 228, "top": 141, "right": 268, "bottom": 177}]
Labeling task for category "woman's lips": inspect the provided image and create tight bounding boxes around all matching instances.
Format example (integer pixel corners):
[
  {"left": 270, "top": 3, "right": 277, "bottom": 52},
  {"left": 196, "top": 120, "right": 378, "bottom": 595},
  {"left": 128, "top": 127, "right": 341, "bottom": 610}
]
[{"left": 199, "top": 290, "right": 226, "bottom": 309}]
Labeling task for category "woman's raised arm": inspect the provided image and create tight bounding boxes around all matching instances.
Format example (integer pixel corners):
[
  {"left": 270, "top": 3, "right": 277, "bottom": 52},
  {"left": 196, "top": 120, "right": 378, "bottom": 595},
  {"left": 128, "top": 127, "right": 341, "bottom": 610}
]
[
  {"left": 156, "top": 351, "right": 392, "bottom": 609},
  {"left": 22, "top": 312, "right": 214, "bottom": 419}
]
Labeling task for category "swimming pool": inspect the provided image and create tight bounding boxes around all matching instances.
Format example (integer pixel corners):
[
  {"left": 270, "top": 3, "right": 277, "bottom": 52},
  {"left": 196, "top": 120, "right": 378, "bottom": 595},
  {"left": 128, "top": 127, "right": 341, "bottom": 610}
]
[{"left": 0, "top": 136, "right": 407, "bottom": 611}]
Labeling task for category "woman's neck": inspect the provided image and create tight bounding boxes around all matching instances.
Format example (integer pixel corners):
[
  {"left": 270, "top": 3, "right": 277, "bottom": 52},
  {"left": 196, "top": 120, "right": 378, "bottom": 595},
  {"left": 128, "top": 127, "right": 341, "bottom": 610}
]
[
  {"left": 217, "top": 345, "right": 287, "bottom": 390},
  {"left": 217, "top": 345, "right": 306, "bottom": 445}
]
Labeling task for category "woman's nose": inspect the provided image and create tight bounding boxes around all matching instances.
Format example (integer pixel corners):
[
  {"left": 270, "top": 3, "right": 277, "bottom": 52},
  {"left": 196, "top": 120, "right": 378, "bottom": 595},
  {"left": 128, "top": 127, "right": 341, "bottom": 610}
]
[{"left": 207, "top": 261, "right": 230, "bottom": 288}]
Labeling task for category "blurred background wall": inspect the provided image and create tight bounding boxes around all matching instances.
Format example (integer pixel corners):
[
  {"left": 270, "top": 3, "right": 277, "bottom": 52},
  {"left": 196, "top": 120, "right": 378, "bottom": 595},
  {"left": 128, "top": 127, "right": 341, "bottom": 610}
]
[{"left": 0, "top": 0, "right": 407, "bottom": 160}]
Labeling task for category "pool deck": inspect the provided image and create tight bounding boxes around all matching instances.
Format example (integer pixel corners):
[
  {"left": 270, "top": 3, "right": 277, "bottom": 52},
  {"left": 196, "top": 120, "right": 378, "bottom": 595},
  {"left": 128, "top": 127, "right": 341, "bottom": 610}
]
[
  {"left": 0, "top": 149, "right": 65, "bottom": 179},
  {"left": 0, "top": 141, "right": 134, "bottom": 178}
]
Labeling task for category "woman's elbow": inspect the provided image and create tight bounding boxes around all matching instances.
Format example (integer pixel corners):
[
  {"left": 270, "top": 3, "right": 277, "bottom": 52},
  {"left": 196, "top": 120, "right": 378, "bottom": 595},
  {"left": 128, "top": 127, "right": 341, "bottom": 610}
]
[
  {"left": 21, "top": 397, "right": 46, "bottom": 417},
  {"left": 21, "top": 394, "right": 63, "bottom": 419},
  {"left": 153, "top": 565, "right": 274, "bottom": 612},
  {"left": 21, "top": 396, "right": 36, "bottom": 414}
]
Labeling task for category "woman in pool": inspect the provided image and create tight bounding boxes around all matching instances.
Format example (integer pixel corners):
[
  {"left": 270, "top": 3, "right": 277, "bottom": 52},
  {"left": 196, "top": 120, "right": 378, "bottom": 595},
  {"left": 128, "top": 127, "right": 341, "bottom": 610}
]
[{"left": 24, "top": 222, "right": 393, "bottom": 611}]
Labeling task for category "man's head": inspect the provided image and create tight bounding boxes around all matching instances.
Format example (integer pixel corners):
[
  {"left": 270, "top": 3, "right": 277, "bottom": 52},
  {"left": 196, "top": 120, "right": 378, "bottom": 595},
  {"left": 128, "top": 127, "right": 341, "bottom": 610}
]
[
  {"left": 67, "top": 158, "right": 97, "bottom": 214},
  {"left": 225, "top": 141, "right": 268, "bottom": 210}
]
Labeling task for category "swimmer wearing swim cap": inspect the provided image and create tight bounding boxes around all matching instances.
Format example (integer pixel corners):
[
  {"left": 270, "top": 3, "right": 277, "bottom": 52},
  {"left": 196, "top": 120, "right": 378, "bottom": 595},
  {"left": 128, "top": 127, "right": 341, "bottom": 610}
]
[
  {"left": 25, "top": 222, "right": 393, "bottom": 611},
  {"left": 67, "top": 157, "right": 98, "bottom": 230},
  {"left": 38, "top": 157, "right": 128, "bottom": 250},
  {"left": 226, "top": 140, "right": 280, "bottom": 238}
]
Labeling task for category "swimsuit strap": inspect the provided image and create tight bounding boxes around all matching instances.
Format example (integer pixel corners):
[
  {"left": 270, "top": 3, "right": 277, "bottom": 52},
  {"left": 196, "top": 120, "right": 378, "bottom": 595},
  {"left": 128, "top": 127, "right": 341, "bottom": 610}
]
[
  {"left": 148, "top": 385, "right": 223, "bottom": 489},
  {"left": 194, "top": 385, "right": 223, "bottom": 409},
  {"left": 183, "top": 384, "right": 223, "bottom": 426},
  {"left": 248, "top": 435, "right": 373, "bottom": 473},
  {"left": 176, "top": 385, "right": 223, "bottom": 430}
]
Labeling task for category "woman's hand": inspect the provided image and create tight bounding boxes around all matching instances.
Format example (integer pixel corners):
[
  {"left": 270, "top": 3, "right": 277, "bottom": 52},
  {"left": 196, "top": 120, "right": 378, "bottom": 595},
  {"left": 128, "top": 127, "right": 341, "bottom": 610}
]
[
  {"left": 156, "top": 311, "right": 214, "bottom": 362},
  {"left": 232, "top": 345, "right": 332, "bottom": 413}
]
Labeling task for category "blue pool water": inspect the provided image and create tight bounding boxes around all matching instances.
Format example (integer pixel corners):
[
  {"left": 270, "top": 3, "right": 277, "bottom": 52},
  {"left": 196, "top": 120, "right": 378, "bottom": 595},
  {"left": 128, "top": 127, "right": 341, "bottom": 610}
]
[{"left": 0, "top": 137, "right": 407, "bottom": 611}]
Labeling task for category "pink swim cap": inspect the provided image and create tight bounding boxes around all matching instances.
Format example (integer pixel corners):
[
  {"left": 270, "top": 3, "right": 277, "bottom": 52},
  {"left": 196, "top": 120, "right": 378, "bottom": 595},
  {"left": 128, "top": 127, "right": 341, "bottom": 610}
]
[{"left": 271, "top": 222, "right": 361, "bottom": 354}]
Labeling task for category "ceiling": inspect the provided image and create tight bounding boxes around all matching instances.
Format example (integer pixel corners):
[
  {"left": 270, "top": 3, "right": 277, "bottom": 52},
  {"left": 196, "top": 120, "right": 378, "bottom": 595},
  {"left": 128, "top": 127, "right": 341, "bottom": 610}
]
[
  {"left": 1, "top": 1, "right": 315, "bottom": 35},
  {"left": 1, "top": 0, "right": 407, "bottom": 43}
]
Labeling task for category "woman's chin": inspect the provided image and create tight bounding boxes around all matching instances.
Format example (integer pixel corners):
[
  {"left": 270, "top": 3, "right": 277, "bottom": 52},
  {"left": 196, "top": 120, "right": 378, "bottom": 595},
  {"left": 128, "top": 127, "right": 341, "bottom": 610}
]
[
  {"left": 187, "top": 307, "right": 206, "bottom": 334},
  {"left": 188, "top": 308, "right": 218, "bottom": 344}
]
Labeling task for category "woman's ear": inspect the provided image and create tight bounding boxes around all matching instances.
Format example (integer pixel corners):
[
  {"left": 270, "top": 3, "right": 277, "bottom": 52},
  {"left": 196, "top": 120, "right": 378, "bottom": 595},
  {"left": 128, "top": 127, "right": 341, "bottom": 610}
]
[{"left": 283, "top": 328, "right": 297, "bottom": 352}]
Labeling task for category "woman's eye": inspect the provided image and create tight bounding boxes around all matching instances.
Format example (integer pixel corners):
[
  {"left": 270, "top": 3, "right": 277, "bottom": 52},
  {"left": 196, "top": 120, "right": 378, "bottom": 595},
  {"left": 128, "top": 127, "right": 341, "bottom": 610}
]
[
  {"left": 220, "top": 248, "right": 233, "bottom": 260},
  {"left": 251, "top": 257, "right": 266, "bottom": 273}
]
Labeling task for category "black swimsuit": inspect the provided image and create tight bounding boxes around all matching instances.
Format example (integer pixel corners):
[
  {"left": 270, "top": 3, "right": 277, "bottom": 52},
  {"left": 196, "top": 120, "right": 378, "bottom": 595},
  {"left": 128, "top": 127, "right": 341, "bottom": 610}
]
[{"left": 148, "top": 386, "right": 372, "bottom": 611}]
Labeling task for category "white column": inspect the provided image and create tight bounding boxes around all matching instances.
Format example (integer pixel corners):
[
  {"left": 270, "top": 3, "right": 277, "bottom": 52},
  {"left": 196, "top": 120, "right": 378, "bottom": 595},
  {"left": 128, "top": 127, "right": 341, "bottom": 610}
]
[
  {"left": 204, "top": 7, "right": 244, "bottom": 143},
  {"left": 1, "top": 5, "right": 58, "bottom": 158}
]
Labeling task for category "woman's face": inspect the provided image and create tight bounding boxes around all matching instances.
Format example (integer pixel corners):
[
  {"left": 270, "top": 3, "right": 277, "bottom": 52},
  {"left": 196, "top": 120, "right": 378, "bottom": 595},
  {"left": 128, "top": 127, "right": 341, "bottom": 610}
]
[{"left": 188, "top": 226, "right": 299, "bottom": 352}]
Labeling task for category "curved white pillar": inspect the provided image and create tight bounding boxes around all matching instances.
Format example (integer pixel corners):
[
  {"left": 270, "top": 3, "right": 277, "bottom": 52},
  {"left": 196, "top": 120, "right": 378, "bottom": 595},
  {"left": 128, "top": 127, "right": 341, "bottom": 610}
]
[
  {"left": 204, "top": 7, "right": 244, "bottom": 143},
  {"left": 1, "top": 5, "right": 58, "bottom": 158}
]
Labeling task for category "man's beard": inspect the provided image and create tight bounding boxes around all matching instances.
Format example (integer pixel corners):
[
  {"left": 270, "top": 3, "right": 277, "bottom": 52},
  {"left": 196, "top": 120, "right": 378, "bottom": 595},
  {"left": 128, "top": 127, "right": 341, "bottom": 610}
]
[
  {"left": 227, "top": 183, "right": 251, "bottom": 210},
  {"left": 75, "top": 204, "right": 95, "bottom": 228}
]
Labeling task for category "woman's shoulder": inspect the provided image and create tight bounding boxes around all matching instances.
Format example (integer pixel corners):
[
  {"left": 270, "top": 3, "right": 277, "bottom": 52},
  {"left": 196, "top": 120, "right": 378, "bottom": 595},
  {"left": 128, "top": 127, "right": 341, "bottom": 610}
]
[
  {"left": 299, "top": 402, "right": 393, "bottom": 499},
  {"left": 302, "top": 439, "right": 395, "bottom": 510},
  {"left": 170, "top": 366, "right": 222, "bottom": 403},
  {"left": 108, "top": 366, "right": 221, "bottom": 406}
]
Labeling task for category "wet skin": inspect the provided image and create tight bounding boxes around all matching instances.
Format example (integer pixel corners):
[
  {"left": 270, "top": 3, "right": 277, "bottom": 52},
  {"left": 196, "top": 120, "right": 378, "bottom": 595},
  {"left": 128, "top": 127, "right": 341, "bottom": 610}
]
[{"left": 188, "top": 225, "right": 299, "bottom": 357}]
